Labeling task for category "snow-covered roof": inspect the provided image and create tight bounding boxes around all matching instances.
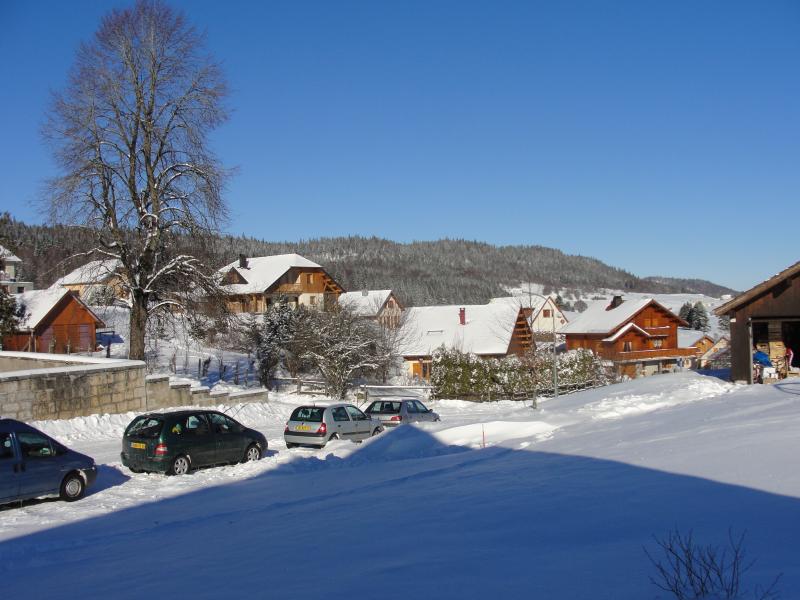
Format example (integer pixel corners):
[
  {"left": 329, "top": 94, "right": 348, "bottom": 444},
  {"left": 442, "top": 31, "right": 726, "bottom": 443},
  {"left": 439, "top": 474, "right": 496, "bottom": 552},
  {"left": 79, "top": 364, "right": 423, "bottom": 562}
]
[
  {"left": 401, "top": 302, "right": 522, "bottom": 357},
  {"left": 558, "top": 298, "right": 654, "bottom": 335},
  {"left": 218, "top": 254, "right": 323, "bottom": 295},
  {"left": 602, "top": 322, "right": 651, "bottom": 343},
  {"left": 339, "top": 290, "right": 394, "bottom": 317},
  {"left": 490, "top": 294, "right": 549, "bottom": 312},
  {"left": 0, "top": 245, "right": 21, "bottom": 263},
  {"left": 678, "top": 328, "right": 712, "bottom": 348},
  {"left": 14, "top": 288, "right": 104, "bottom": 331},
  {"left": 53, "top": 259, "right": 122, "bottom": 286}
]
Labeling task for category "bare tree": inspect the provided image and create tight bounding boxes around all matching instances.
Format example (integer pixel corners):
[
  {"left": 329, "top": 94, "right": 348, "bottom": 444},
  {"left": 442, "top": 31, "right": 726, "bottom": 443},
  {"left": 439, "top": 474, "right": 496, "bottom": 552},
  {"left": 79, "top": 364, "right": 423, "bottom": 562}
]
[{"left": 43, "top": 0, "right": 230, "bottom": 360}]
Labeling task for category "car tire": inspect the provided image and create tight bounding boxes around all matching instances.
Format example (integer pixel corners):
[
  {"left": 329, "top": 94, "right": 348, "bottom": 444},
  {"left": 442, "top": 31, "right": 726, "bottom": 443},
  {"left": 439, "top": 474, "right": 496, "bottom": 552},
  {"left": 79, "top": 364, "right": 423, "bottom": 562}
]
[
  {"left": 60, "top": 472, "right": 85, "bottom": 502},
  {"left": 243, "top": 444, "right": 261, "bottom": 463},
  {"left": 329, "top": 433, "right": 339, "bottom": 441},
  {"left": 371, "top": 428, "right": 382, "bottom": 437},
  {"left": 128, "top": 467, "right": 144, "bottom": 474},
  {"left": 286, "top": 442, "right": 298, "bottom": 449},
  {"left": 168, "top": 455, "right": 191, "bottom": 476}
]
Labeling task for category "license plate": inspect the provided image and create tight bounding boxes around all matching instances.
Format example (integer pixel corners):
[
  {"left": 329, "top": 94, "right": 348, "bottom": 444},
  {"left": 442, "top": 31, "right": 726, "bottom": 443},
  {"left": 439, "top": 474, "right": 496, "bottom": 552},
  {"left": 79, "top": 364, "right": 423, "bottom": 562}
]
[
  {"left": 130, "top": 442, "right": 146, "bottom": 449},
  {"left": 295, "top": 424, "right": 310, "bottom": 431}
]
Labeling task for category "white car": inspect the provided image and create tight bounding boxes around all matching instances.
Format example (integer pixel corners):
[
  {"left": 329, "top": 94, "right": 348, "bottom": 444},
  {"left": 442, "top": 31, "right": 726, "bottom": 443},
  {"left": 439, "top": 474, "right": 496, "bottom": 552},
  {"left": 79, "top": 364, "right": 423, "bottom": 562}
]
[{"left": 284, "top": 403, "right": 384, "bottom": 448}]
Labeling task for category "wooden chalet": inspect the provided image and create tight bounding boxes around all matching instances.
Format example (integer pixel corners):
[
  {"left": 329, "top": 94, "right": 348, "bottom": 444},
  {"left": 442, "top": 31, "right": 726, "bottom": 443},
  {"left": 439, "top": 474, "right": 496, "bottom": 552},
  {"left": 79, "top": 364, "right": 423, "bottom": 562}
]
[
  {"left": 714, "top": 261, "right": 800, "bottom": 383},
  {"left": 559, "top": 295, "right": 695, "bottom": 378},
  {"left": 218, "top": 253, "right": 345, "bottom": 314},
  {"left": 2, "top": 288, "right": 105, "bottom": 354},
  {"left": 54, "top": 258, "right": 128, "bottom": 304},
  {"left": 699, "top": 336, "right": 730, "bottom": 369},
  {"left": 490, "top": 294, "right": 568, "bottom": 333},
  {"left": 338, "top": 290, "right": 404, "bottom": 328},
  {"left": 677, "top": 328, "right": 716, "bottom": 367},
  {"left": 400, "top": 302, "right": 533, "bottom": 380}
]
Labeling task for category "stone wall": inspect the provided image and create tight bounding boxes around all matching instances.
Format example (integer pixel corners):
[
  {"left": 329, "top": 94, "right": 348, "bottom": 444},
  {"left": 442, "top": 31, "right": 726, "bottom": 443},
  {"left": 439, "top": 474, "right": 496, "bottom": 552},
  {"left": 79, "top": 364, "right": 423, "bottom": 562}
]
[{"left": 0, "top": 351, "right": 268, "bottom": 422}]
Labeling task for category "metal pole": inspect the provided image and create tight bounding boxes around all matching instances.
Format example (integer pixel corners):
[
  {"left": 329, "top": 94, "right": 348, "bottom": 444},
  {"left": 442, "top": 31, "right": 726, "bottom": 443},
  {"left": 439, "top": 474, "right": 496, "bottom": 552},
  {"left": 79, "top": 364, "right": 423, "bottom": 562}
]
[{"left": 552, "top": 307, "right": 558, "bottom": 399}]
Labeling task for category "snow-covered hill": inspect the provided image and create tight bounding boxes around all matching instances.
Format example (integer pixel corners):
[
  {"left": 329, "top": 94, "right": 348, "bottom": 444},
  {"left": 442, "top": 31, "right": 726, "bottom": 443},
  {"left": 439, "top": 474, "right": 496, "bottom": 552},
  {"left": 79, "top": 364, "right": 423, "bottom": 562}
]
[{"left": 2, "top": 372, "right": 797, "bottom": 599}]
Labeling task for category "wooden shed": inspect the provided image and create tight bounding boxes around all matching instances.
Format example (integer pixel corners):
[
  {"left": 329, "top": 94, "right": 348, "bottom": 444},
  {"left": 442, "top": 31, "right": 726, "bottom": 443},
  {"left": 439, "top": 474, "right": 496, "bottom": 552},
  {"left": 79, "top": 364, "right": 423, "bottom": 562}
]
[{"left": 714, "top": 261, "right": 800, "bottom": 383}]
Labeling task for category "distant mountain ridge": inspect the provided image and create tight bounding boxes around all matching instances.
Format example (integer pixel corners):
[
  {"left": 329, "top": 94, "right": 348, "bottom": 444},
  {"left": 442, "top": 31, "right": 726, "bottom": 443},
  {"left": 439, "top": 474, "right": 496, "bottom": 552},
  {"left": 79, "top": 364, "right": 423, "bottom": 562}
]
[{"left": 0, "top": 214, "right": 737, "bottom": 306}]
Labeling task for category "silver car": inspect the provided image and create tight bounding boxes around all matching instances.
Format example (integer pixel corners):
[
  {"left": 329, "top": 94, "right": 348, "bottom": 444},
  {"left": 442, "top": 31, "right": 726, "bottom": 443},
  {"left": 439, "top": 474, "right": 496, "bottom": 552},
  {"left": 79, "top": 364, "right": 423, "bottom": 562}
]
[
  {"left": 364, "top": 398, "right": 440, "bottom": 427},
  {"left": 284, "top": 403, "right": 384, "bottom": 448}
]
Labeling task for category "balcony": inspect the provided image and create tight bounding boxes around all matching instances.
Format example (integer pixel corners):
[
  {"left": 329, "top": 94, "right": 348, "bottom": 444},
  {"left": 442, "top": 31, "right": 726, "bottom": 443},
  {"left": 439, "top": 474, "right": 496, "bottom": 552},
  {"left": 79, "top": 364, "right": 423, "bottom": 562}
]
[{"left": 610, "top": 347, "right": 698, "bottom": 363}]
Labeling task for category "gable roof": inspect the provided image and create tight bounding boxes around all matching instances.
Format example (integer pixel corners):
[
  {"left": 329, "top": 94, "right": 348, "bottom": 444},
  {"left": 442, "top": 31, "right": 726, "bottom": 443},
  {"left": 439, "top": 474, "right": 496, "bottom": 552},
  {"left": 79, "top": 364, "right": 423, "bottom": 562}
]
[
  {"left": 339, "top": 290, "right": 396, "bottom": 317},
  {"left": 559, "top": 297, "right": 686, "bottom": 335},
  {"left": 400, "top": 302, "right": 523, "bottom": 357},
  {"left": 678, "top": 328, "right": 713, "bottom": 348},
  {"left": 218, "top": 254, "right": 324, "bottom": 295},
  {"left": 14, "top": 288, "right": 104, "bottom": 331},
  {"left": 0, "top": 245, "right": 22, "bottom": 263},
  {"left": 53, "top": 258, "right": 123, "bottom": 286},
  {"left": 714, "top": 260, "right": 800, "bottom": 316}
]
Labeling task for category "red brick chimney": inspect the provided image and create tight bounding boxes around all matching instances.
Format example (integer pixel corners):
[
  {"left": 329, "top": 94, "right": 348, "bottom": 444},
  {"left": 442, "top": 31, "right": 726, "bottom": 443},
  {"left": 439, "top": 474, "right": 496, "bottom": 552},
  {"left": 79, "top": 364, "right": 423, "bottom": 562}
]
[{"left": 459, "top": 307, "right": 466, "bottom": 325}]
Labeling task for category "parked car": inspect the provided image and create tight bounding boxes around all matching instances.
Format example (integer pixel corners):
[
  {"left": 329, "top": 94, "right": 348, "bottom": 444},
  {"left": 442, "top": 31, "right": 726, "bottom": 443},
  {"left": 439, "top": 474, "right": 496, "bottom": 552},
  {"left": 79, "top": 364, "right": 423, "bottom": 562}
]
[
  {"left": 364, "top": 398, "right": 440, "bottom": 427},
  {"left": 0, "top": 418, "right": 97, "bottom": 505},
  {"left": 121, "top": 409, "right": 267, "bottom": 475},
  {"left": 284, "top": 403, "right": 384, "bottom": 448}
]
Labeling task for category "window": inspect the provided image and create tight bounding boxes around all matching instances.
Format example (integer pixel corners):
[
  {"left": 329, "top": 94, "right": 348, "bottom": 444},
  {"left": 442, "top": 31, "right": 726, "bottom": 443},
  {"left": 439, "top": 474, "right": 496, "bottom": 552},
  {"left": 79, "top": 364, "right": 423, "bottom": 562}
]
[
  {"left": 0, "top": 433, "right": 14, "bottom": 460},
  {"left": 404, "top": 401, "right": 419, "bottom": 414},
  {"left": 184, "top": 414, "right": 210, "bottom": 435},
  {"left": 306, "top": 274, "right": 313, "bottom": 285},
  {"left": 126, "top": 416, "right": 164, "bottom": 438},
  {"left": 623, "top": 341, "right": 633, "bottom": 352},
  {"left": 290, "top": 407, "right": 325, "bottom": 422},
  {"left": 414, "top": 401, "right": 430, "bottom": 413},
  {"left": 309, "top": 295, "right": 317, "bottom": 305},
  {"left": 543, "top": 309, "right": 552, "bottom": 318},
  {"left": 208, "top": 413, "right": 239, "bottom": 434},
  {"left": 332, "top": 407, "right": 350, "bottom": 422},
  {"left": 652, "top": 339, "right": 663, "bottom": 349},
  {"left": 345, "top": 406, "right": 367, "bottom": 421},
  {"left": 367, "top": 401, "right": 400, "bottom": 414},
  {"left": 17, "top": 432, "right": 54, "bottom": 459},
  {"left": 17, "top": 286, "right": 24, "bottom": 294}
]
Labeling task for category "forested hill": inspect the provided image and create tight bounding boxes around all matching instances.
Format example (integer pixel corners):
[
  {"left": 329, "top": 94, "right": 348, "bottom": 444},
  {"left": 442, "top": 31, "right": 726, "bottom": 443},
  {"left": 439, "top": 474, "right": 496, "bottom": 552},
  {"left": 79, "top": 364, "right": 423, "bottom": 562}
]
[{"left": 0, "top": 214, "right": 737, "bottom": 306}]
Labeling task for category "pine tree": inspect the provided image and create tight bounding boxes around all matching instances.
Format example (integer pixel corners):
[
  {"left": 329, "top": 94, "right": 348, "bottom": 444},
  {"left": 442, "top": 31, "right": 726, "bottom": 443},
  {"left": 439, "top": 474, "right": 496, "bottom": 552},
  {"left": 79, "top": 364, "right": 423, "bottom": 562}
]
[
  {"left": 692, "top": 301, "right": 710, "bottom": 332},
  {"left": 678, "top": 302, "right": 693, "bottom": 322},
  {"left": 0, "top": 289, "right": 26, "bottom": 342}
]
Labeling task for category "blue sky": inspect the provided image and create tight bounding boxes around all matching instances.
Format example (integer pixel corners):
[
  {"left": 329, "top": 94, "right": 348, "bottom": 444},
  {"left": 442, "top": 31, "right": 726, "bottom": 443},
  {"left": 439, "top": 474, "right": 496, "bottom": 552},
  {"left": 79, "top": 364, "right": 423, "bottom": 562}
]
[{"left": 1, "top": 1, "right": 798, "bottom": 291}]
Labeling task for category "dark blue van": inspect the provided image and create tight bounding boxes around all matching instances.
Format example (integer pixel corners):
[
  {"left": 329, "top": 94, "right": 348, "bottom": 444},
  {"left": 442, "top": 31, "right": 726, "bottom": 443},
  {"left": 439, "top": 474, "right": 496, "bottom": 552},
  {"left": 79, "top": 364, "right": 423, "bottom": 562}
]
[{"left": 0, "top": 419, "right": 97, "bottom": 505}]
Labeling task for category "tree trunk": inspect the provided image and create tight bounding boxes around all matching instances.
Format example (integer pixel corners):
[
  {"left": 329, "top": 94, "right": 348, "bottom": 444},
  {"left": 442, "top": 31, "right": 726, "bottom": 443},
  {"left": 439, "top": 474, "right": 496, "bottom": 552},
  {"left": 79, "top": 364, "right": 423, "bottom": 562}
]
[{"left": 129, "top": 293, "right": 148, "bottom": 361}]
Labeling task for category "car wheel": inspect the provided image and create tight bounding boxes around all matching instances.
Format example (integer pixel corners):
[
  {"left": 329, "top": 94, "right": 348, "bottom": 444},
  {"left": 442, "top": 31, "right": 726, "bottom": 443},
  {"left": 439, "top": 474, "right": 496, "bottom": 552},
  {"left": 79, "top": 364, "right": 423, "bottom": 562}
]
[
  {"left": 243, "top": 444, "right": 261, "bottom": 463},
  {"left": 371, "top": 428, "right": 382, "bottom": 437},
  {"left": 329, "top": 433, "right": 339, "bottom": 441},
  {"left": 286, "top": 442, "right": 298, "bottom": 449},
  {"left": 60, "top": 472, "right": 85, "bottom": 502},
  {"left": 128, "top": 467, "right": 144, "bottom": 474},
  {"left": 168, "top": 455, "right": 191, "bottom": 476}
]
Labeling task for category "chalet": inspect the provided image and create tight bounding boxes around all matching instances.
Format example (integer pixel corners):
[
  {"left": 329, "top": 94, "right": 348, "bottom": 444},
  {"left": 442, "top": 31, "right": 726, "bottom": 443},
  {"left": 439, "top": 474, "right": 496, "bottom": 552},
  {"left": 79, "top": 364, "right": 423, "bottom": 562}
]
[
  {"left": 218, "top": 253, "right": 345, "bottom": 314},
  {"left": 2, "top": 288, "right": 105, "bottom": 354},
  {"left": 559, "top": 295, "right": 695, "bottom": 378},
  {"left": 677, "top": 328, "right": 716, "bottom": 367},
  {"left": 699, "top": 336, "right": 730, "bottom": 369},
  {"left": 400, "top": 302, "right": 533, "bottom": 380},
  {"left": 338, "top": 290, "right": 404, "bottom": 328},
  {"left": 53, "top": 258, "right": 127, "bottom": 304},
  {"left": 490, "top": 294, "right": 568, "bottom": 333},
  {"left": 714, "top": 261, "right": 800, "bottom": 383},
  {"left": 0, "top": 245, "right": 34, "bottom": 295}
]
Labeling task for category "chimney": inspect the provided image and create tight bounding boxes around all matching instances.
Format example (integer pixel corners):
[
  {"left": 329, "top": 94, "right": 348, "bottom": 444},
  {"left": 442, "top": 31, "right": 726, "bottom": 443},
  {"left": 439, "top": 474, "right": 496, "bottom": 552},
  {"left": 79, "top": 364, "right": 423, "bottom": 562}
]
[
  {"left": 459, "top": 307, "right": 466, "bottom": 325},
  {"left": 608, "top": 295, "right": 623, "bottom": 310},
  {"left": 238, "top": 254, "right": 248, "bottom": 269}
]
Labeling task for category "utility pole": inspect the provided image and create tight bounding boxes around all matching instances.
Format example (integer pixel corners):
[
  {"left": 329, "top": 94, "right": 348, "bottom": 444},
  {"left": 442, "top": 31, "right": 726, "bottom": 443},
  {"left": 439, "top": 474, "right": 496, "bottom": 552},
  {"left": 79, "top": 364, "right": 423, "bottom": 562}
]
[{"left": 552, "top": 299, "right": 558, "bottom": 399}]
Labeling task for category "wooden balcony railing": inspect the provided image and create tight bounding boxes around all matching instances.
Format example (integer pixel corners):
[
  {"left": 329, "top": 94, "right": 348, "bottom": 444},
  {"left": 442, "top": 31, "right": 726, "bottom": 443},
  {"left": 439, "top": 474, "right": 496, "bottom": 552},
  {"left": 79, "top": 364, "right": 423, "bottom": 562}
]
[{"left": 608, "top": 347, "right": 698, "bottom": 362}]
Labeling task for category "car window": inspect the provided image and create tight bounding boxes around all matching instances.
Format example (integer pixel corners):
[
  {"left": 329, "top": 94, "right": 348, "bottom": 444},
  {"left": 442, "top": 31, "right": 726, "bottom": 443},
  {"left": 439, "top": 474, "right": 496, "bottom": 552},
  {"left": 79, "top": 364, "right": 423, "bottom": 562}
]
[
  {"left": 332, "top": 407, "right": 350, "bottom": 422},
  {"left": 179, "top": 414, "right": 210, "bottom": 435},
  {"left": 345, "top": 406, "right": 367, "bottom": 421},
  {"left": 290, "top": 407, "right": 325, "bottom": 422},
  {"left": 0, "top": 433, "right": 14, "bottom": 460},
  {"left": 208, "top": 413, "right": 239, "bottom": 434},
  {"left": 367, "top": 401, "right": 401, "bottom": 414},
  {"left": 126, "top": 416, "right": 164, "bottom": 438},
  {"left": 17, "top": 431, "right": 54, "bottom": 459},
  {"left": 414, "top": 401, "right": 429, "bottom": 413},
  {"left": 404, "top": 401, "right": 418, "bottom": 414}
]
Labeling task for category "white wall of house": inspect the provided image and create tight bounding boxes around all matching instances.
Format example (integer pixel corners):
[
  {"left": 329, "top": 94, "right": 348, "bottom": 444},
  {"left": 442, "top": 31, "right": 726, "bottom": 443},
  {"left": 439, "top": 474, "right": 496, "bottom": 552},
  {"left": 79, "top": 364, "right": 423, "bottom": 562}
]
[
  {"left": 531, "top": 298, "right": 568, "bottom": 332},
  {"left": 298, "top": 292, "right": 325, "bottom": 309}
]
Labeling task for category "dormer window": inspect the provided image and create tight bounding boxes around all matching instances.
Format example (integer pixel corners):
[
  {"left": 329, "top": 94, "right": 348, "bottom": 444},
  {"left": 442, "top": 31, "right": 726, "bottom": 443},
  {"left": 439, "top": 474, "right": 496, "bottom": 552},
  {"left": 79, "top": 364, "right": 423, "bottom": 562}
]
[
  {"left": 307, "top": 274, "right": 313, "bottom": 285},
  {"left": 623, "top": 341, "right": 633, "bottom": 352}
]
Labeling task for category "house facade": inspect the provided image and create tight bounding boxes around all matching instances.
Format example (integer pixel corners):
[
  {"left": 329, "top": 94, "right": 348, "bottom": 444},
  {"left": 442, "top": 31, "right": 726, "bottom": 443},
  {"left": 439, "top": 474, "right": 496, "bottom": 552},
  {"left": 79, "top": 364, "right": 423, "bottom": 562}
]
[
  {"left": 2, "top": 288, "right": 105, "bottom": 354},
  {"left": 400, "top": 302, "right": 533, "bottom": 380},
  {"left": 677, "top": 328, "right": 716, "bottom": 367},
  {"left": 714, "top": 261, "right": 800, "bottom": 383},
  {"left": 218, "top": 253, "right": 345, "bottom": 314},
  {"left": 338, "top": 290, "right": 404, "bottom": 328},
  {"left": 490, "top": 294, "right": 568, "bottom": 333},
  {"left": 0, "top": 245, "right": 34, "bottom": 295},
  {"left": 560, "top": 296, "right": 696, "bottom": 378},
  {"left": 699, "top": 336, "right": 730, "bottom": 369},
  {"left": 53, "top": 258, "right": 127, "bottom": 304}
]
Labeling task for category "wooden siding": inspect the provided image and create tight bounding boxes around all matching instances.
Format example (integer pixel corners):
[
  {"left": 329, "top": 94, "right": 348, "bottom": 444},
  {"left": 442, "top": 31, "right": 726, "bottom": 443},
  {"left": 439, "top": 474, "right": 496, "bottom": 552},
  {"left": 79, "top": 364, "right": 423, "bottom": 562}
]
[{"left": 2, "top": 294, "right": 104, "bottom": 354}]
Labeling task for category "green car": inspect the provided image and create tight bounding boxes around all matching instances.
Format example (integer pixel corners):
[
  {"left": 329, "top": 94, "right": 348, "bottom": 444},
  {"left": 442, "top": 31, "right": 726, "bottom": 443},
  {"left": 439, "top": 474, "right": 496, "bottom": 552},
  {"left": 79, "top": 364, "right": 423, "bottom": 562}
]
[{"left": 121, "top": 409, "right": 268, "bottom": 475}]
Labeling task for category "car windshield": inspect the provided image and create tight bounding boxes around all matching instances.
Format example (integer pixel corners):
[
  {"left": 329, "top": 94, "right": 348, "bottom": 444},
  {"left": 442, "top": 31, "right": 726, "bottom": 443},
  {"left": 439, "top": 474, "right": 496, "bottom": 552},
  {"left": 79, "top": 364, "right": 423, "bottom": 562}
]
[
  {"left": 366, "top": 401, "right": 401, "bottom": 414},
  {"left": 290, "top": 407, "right": 325, "bottom": 422},
  {"left": 126, "top": 416, "right": 164, "bottom": 438}
]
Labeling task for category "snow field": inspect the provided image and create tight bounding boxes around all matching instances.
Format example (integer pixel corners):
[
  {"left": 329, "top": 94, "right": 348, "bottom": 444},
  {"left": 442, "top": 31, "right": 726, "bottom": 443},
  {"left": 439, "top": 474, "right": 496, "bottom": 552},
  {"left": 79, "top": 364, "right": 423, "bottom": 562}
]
[{"left": 2, "top": 372, "right": 799, "bottom": 598}]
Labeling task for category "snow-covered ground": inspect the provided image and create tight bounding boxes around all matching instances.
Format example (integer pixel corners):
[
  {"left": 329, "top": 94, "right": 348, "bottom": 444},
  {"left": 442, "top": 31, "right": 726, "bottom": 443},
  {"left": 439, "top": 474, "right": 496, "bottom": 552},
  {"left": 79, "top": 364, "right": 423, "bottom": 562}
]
[{"left": 2, "top": 372, "right": 798, "bottom": 599}]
